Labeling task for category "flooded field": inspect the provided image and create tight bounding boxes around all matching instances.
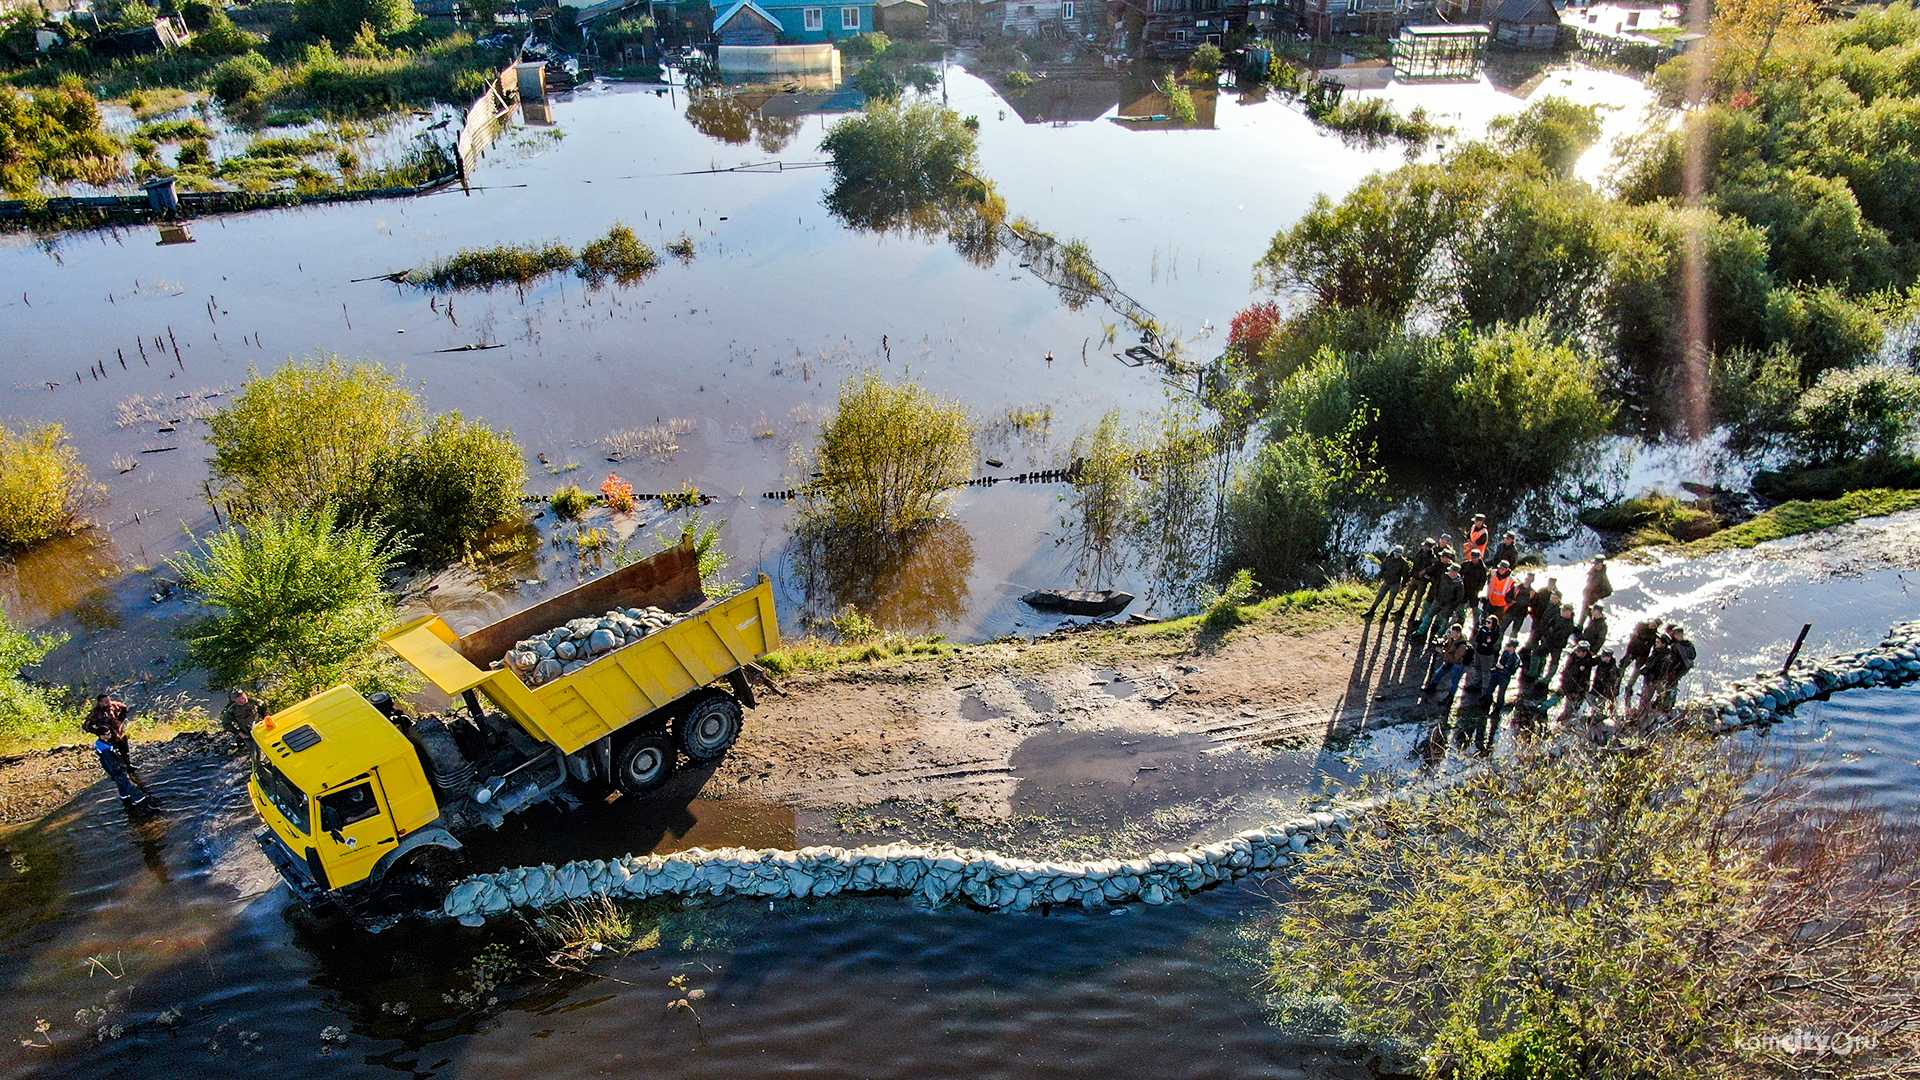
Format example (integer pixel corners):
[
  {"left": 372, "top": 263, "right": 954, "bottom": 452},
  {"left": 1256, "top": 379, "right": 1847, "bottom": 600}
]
[{"left": 1, "top": 63, "right": 1655, "bottom": 675}]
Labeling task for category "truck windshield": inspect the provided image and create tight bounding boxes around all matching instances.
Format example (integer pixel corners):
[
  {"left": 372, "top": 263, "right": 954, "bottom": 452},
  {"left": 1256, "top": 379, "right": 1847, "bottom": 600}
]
[{"left": 253, "top": 751, "right": 310, "bottom": 835}]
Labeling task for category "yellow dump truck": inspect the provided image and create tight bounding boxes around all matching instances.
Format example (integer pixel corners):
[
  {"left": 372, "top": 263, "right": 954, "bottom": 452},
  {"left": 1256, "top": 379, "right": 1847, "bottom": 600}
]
[{"left": 247, "top": 538, "right": 778, "bottom": 920}]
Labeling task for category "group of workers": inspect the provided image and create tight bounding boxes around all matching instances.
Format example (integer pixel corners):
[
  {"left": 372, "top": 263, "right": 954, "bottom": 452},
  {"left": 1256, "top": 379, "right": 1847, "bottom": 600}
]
[{"left": 1363, "top": 515, "right": 1699, "bottom": 726}]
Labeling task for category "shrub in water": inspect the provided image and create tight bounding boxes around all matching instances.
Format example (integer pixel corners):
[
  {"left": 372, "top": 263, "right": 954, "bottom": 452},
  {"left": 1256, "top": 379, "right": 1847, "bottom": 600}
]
[
  {"left": 577, "top": 223, "right": 659, "bottom": 288},
  {"left": 804, "top": 372, "right": 974, "bottom": 533},
  {"left": 0, "top": 80, "right": 123, "bottom": 196},
  {"left": 170, "top": 510, "right": 416, "bottom": 707},
  {"left": 211, "top": 52, "right": 274, "bottom": 105},
  {"left": 207, "top": 356, "right": 527, "bottom": 565},
  {"left": 366, "top": 411, "right": 527, "bottom": 564},
  {"left": 0, "top": 420, "right": 94, "bottom": 550},
  {"left": 1791, "top": 365, "right": 1920, "bottom": 466}
]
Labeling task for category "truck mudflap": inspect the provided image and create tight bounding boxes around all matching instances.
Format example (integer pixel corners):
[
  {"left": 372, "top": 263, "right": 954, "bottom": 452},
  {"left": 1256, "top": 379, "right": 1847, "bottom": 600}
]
[{"left": 255, "top": 826, "right": 338, "bottom": 914}]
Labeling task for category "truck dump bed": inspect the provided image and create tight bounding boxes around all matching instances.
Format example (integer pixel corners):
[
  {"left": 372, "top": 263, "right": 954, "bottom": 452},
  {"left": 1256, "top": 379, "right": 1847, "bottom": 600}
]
[{"left": 382, "top": 539, "right": 779, "bottom": 754}]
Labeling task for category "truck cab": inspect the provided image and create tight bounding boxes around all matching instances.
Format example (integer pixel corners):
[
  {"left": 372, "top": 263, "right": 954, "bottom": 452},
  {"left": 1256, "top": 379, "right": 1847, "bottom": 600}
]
[{"left": 249, "top": 685, "right": 447, "bottom": 910}]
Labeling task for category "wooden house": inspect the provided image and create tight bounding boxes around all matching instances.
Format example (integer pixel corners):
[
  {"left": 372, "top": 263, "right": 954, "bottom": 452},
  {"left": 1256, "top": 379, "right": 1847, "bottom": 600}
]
[{"left": 1488, "top": 0, "right": 1559, "bottom": 48}]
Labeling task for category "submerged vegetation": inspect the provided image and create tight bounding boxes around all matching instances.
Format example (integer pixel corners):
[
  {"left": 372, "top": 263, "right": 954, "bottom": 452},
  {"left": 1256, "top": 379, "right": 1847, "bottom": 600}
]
[
  {"left": 206, "top": 355, "right": 526, "bottom": 564},
  {"left": 823, "top": 99, "right": 1007, "bottom": 267},
  {"left": 578, "top": 223, "right": 659, "bottom": 288},
  {"left": 0, "top": 420, "right": 94, "bottom": 550},
  {"left": 0, "top": 78, "right": 122, "bottom": 196},
  {"left": 408, "top": 239, "right": 576, "bottom": 290}
]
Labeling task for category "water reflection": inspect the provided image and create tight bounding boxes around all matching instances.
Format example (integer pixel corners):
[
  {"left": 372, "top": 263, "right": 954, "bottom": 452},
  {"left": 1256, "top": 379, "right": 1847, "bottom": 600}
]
[
  {"left": 0, "top": 532, "right": 123, "bottom": 624},
  {"left": 788, "top": 517, "right": 974, "bottom": 633},
  {"left": 684, "top": 87, "right": 824, "bottom": 154}
]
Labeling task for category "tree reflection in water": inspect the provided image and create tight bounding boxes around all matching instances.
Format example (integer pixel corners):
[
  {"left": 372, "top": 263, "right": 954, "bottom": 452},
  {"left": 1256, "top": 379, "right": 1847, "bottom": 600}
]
[
  {"left": 787, "top": 516, "right": 974, "bottom": 634},
  {"left": 684, "top": 89, "right": 808, "bottom": 155}
]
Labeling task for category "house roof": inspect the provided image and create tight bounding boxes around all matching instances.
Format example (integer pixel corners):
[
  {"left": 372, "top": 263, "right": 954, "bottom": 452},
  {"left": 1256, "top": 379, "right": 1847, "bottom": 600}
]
[
  {"left": 1490, "top": 0, "right": 1556, "bottom": 22},
  {"left": 713, "top": 0, "right": 783, "bottom": 32},
  {"left": 877, "top": 0, "right": 927, "bottom": 8}
]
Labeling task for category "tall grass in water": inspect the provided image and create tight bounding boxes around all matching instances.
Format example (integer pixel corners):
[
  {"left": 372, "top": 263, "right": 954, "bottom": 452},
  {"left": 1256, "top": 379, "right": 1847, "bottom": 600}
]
[
  {"left": 0, "top": 421, "right": 95, "bottom": 550},
  {"left": 407, "top": 240, "right": 575, "bottom": 290},
  {"left": 801, "top": 372, "right": 974, "bottom": 533}
]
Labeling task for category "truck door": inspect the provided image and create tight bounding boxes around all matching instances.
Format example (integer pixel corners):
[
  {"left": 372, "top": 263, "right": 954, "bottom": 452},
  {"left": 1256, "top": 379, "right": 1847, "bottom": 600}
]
[{"left": 316, "top": 776, "right": 397, "bottom": 889}]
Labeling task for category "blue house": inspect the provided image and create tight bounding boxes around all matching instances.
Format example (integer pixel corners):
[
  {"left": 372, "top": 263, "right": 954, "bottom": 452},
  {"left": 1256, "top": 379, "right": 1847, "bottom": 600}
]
[{"left": 714, "top": 0, "right": 874, "bottom": 43}]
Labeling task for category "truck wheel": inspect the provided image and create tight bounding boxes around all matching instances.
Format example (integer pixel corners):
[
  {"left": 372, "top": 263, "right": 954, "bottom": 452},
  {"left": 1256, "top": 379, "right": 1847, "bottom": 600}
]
[
  {"left": 614, "top": 734, "right": 674, "bottom": 796},
  {"left": 676, "top": 691, "right": 743, "bottom": 763},
  {"left": 376, "top": 848, "right": 464, "bottom": 916}
]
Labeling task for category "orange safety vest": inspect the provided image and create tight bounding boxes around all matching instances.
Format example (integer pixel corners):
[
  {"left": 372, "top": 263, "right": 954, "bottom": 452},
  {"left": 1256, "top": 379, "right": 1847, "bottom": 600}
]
[
  {"left": 1486, "top": 572, "right": 1514, "bottom": 610},
  {"left": 1467, "top": 523, "right": 1490, "bottom": 557}
]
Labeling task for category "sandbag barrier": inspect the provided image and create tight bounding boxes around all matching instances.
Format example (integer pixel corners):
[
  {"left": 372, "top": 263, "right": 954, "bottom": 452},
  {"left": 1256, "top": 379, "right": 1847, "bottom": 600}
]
[
  {"left": 438, "top": 619, "right": 1920, "bottom": 928},
  {"left": 440, "top": 811, "right": 1353, "bottom": 926},
  {"left": 1700, "top": 619, "right": 1920, "bottom": 729}
]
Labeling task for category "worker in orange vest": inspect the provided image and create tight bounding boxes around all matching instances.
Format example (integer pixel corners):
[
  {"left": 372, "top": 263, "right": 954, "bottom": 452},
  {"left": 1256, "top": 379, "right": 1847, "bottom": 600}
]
[
  {"left": 1484, "top": 561, "right": 1516, "bottom": 624},
  {"left": 1465, "top": 515, "right": 1491, "bottom": 559}
]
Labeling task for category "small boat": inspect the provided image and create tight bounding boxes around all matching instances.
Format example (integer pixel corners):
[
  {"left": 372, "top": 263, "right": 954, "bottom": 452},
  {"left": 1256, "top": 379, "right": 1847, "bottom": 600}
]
[{"left": 1021, "top": 589, "right": 1135, "bottom": 617}]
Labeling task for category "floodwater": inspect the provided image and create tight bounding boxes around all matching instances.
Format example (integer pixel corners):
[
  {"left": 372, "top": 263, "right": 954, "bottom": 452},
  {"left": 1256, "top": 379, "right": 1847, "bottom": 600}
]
[{"left": 1, "top": 62, "right": 1655, "bottom": 680}]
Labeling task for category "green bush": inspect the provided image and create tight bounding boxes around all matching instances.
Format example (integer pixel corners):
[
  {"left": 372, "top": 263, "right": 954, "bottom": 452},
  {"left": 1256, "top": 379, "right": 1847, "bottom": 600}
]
[
  {"left": 210, "top": 51, "right": 274, "bottom": 104},
  {"left": 407, "top": 240, "right": 575, "bottom": 290},
  {"left": 170, "top": 511, "right": 416, "bottom": 707},
  {"left": 1220, "top": 415, "right": 1381, "bottom": 588},
  {"left": 841, "top": 30, "right": 890, "bottom": 57},
  {"left": 578, "top": 222, "right": 659, "bottom": 288},
  {"left": 207, "top": 356, "right": 527, "bottom": 565},
  {"left": 367, "top": 411, "right": 527, "bottom": 565},
  {"left": 822, "top": 100, "right": 985, "bottom": 234},
  {"left": 854, "top": 62, "right": 903, "bottom": 101},
  {"left": 1311, "top": 96, "right": 1444, "bottom": 150},
  {"left": 1188, "top": 42, "right": 1222, "bottom": 77},
  {"left": 550, "top": 484, "right": 592, "bottom": 519},
  {"left": 295, "top": 0, "right": 419, "bottom": 42},
  {"left": 1487, "top": 95, "right": 1602, "bottom": 178},
  {"left": 0, "top": 609, "right": 72, "bottom": 748},
  {"left": 1269, "top": 322, "right": 1614, "bottom": 496},
  {"left": 803, "top": 372, "right": 974, "bottom": 533},
  {"left": 0, "top": 420, "right": 93, "bottom": 550},
  {"left": 0, "top": 79, "right": 123, "bottom": 197},
  {"left": 1791, "top": 365, "right": 1920, "bottom": 465}
]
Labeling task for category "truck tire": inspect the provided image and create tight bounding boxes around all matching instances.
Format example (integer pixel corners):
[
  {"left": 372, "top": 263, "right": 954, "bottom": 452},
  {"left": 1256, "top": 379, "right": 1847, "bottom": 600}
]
[
  {"left": 675, "top": 690, "right": 743, "bottom": 763},
  {"left": 374, "top": 847, "right": 465, "bottom": 917},
  {"left": 614, "top": 733, "right": 674, "bottom": 796}
]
